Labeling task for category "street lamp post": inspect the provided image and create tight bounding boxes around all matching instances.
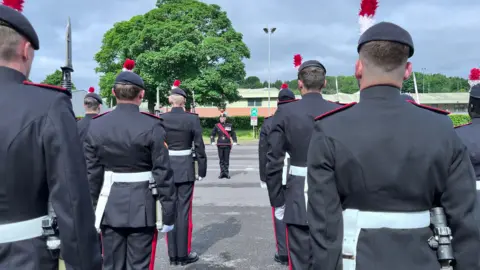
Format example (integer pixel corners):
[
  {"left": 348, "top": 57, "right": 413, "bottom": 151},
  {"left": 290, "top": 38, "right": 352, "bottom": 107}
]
[{"left": 263, "top": 25, "right": 276, "bottom": 115}]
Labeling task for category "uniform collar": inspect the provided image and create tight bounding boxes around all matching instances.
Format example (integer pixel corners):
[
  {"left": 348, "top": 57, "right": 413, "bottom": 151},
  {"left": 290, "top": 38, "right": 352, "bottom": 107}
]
[
  {"left": 360, "top": 85, "right": 401, "bottom": 101},
  {"left": 115, "top": 103, "right": 139, "bottom": 112},
  {"left": 84, "top": 113, "right": 96, "bottom": 119},
  {"left": 171, "top": 107, "right": 184, "bottom": 113},
  {"left": 301, "top": 91, "right": 323, "bottom": 99},
  {"left": 0, "top": 66, "right": 26, "bottom": 83}
]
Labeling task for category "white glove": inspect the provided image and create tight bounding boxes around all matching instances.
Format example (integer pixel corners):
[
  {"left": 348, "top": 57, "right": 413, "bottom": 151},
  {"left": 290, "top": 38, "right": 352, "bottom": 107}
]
[
  {"left": 197, "top": 176, "right": 203, "bottom": 181},
  {"left": 233, "top": 142, "right": 238, "bottom": 146},
  {"left": 160, "top": 224, "right": 174, "bottom": 233},
  {"left": 260, "top": 182, "right": 267, "bottom": 189},
  {"left": 211, "top": 142, "right": 216, "bottom": 145},
  {"left": 275, "top": 205, "right": 285, "bottom": 220}
]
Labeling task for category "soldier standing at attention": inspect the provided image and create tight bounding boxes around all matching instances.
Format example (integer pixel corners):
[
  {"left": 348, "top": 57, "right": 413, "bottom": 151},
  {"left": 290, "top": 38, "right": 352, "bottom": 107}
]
[
  {"left": 455, "top": 81, "right": 480, "bottom": 226},
  {"left": 259, "top": 83, "right": 297, "bottom": 266},
  {"left": 85, "top": 59, "right": 176, "bottom": 270},
  {"left": 211, "top": 113, "right": 237, "bottom": 179},
  {"left": 77, "top": 86, "right": 103, "bottom": 142},
  {"left": 307, "top": 22, "right": 480, "bottom": 270},
  {"left": 161, "top": 80, "right": 207, "bottom": 266},
  {"left": 0, "top": 1, "right": 102, "bottom": 269},
  {"left": 266, "top": 60, "right": 340, "bottom": 270}
]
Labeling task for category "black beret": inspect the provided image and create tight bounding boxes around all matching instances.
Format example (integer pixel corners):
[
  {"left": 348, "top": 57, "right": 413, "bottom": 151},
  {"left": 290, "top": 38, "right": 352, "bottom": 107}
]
[
  {"left": 401, "top": 93, "right": 415, "bottom": 102},
  {"left": 85, "top": 92, "right": 103, "bottom": 104},
  {"left": 114, "top": 71, "right": 145, "bottom": 89},
  {"left": 171, "top": 87, "right": 187, "bottom": 98},
  {"left": 470, "top": 85, "right": 480, "bottom": 99},
  {"left": 278, "top": 89, "right": 295, "bottom": 102},
  {"left": 0, "top": 5, "right": 39, "bottom": 50},
  {"left": 358, "top": 22, "right": 414, "bottom": 57},
  {"left": 298, "top": 60, "right": 327, "bottom": 74}
]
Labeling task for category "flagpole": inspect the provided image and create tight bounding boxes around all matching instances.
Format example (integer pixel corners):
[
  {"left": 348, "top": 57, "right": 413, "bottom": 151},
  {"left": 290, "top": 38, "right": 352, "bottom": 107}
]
[{"left": 413, "top": 72, "right": 420, "bottom": 104}]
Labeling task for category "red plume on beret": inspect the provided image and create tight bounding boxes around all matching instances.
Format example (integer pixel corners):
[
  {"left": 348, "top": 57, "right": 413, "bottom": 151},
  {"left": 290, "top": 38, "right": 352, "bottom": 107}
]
[
  {"left": 2, "top": 0, "right": 24, "bottom": 12},
  {"left": 88, "top": 87, "right": 94, "bottom": 93},
  {"left": 469, "top": 68, "right": 480, "bottom": 81},
  {"left": 172, "top": 80, "right": 181, "bottom": 90},
  {"left": 122, "top": 58, "right": 135, "bottom": 72},
  {"left": 281, "top": 83, "right": 288, "bottom": 89},
  {"left": 293, "top": 54, "right": 302, "bottom": 68},
  {"left": 359, "top": 0, "right": 378, "bottom": 17}
]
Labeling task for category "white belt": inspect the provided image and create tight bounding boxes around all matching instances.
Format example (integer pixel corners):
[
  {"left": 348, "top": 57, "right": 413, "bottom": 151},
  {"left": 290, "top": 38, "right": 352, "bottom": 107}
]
[
  {"left": 342, "top": 209, "right": 430, "bottom": 270},
  {"left": 169, "top": 149, "right": 192, "bottom": 156},
  {"left": 281, "top": 153, "right": 290, "bottom": 185},
  {"left": 95, "top": 171, "right": 153, "bottom": 230},
  {"left": 289, "top": 165, "right": 309, "bottom": 213},
  {"left": 0, "top": 215, "right": 48, "bottom": 244},
  {"left": 476, "top": 181, "right": 480, "bottom": 190}
]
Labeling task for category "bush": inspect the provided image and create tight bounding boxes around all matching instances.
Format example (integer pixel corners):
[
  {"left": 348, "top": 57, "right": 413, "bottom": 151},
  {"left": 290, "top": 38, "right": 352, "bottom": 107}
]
[{"left": 449, "top": 114, "right": 470, "bottom": 127}]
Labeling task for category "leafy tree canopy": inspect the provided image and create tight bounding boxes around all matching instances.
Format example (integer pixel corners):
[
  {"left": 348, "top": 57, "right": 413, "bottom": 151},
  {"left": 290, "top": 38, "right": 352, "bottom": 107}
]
[
  {"left": 95, "top": 0, "right": 250, "bottom": 111},
  {"left": 240, "top": 72, "right": 470, "bottom": 95},
  {"left": 41, "top": 70, "right": 77, "bottom": 90}
]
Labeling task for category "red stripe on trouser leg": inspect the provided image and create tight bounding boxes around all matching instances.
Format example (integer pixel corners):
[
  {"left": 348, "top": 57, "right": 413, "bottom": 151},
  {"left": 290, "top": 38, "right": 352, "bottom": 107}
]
[
  {"left": 271, "top": 207, "right": 279, "bottom": 252},
  {"left": 187, "top": 186, "right": 195, "bottom": 254},
  {"left": 286, "top": 227, "right": 292, "bottom": 270},
  {"left": 165, "top": 233, "right": 168, "bottom": 254},
  {"left": 149, "top": 229, "right": 158, "bottom": 270}
]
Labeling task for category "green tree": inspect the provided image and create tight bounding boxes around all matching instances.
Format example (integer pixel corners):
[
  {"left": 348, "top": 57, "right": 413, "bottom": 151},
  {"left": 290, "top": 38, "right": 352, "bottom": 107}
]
[
  {"left": 95, "top": 0, "right": 250, "bottom": 111},
  {"left": 240, "top": 76, "right": 263, "bottom": 88},
  {"left": 41, "top": 70, "right": 76, "bottom": 90}
]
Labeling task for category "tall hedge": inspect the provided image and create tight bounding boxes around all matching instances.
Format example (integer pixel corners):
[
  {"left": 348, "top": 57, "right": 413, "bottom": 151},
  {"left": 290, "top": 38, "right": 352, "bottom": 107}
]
[{"left": 200, "top": 115, "right": 472, "bottom": 129}]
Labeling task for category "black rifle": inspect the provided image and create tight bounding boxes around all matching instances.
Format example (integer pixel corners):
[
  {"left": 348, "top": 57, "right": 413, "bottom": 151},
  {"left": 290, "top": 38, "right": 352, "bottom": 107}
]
[
  {"left": 191, "top": 90, "right": 199, "bottom": 180},
  {"left": 427, "top": 207, "right": 454, "bottom": 270}
]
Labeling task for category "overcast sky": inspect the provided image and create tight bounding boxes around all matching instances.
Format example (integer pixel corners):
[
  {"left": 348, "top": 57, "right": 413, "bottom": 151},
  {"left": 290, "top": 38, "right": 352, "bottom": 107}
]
[{"left": 21, "top": 0, "right": 480, "bottom": 91}]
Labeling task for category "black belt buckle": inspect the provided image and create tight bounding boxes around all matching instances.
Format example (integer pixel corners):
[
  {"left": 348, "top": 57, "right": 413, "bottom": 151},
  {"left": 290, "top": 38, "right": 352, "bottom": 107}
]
[{"left": 342, "top": 254, "right": 355, "bottom": 260}]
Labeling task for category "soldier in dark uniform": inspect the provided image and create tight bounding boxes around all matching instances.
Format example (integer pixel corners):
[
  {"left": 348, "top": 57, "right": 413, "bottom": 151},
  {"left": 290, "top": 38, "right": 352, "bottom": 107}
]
[
  {"left": 307, "top": 22, "right": 480, "bottom": 270},
  {"left": 401, "top": 93, "right": 415, "bottom": 101},
  {"left": 455, "top": 84, "right": 480, "bottom": 226},
  {"left": 77, "top": 86, "right": 103, "bottom": 142},
  {"left": 211, "top": 113, "right": 238, "bottom": 179},
  {"left": 85, "top": 60, "right": 176, "bottom": 270},
  {"left": 161, "top": 85, "right": 207, "bottom": 266},
  {"left": 0, "top": 2, "right": 102, "bottom": 269},
  {"left": 259, "top": 84, "right": 297, "bottom": 266},
  {"left": 266, "top": 61, "right": 340, "bottom": 270}
]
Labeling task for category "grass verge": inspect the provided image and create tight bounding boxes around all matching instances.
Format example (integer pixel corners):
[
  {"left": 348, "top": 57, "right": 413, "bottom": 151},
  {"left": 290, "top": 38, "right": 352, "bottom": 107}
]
[{"left": 202, "top": 129, "right": 259, "bottom": 143}]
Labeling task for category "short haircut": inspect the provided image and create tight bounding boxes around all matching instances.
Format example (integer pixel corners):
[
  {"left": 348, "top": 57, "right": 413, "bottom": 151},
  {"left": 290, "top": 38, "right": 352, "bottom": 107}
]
[
  {"left": 169, "top": 94, "right": 185, "bottom": 106},
  {"left": 113, "top": 83, "right": 142, "bottom": 101},
  {"left": 0, "top": 25, "right": 22, "bottom": 61},
  {"left": 298, "top": 66, "right": 326, "bottom": 91},
  {"left": 359, "top": 41, "right": 409, "bottom": 74},
  {"left": 84, "top": 97, "right": 100, "bottom": 111}
]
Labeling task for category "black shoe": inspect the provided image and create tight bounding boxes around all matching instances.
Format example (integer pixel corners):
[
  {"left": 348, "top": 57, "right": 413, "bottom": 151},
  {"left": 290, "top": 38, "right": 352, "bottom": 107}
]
[
  {"left": 274, "top": 253, "right": 289, "bottom": 265},
  {"left": 218, "top": 174, "right": 224, "bottom": 179},
  {"left": 226, "top": 173, "right": 231, "bottom": 179},
  {"left": 179, "top": 252, "right": 199, "bottom": 266},
  {"left": 169, "top": 257, "right": 178, "bottom": 266}
]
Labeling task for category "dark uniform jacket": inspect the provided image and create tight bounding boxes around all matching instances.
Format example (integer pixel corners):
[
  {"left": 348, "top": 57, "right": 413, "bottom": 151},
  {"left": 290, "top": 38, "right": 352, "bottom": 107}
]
[
  {"left": 85, "top": 104, "right": 175, "bottom": 227},
  {"left": 161, "top": 107, "right": 207, "bottom": 181},
  {"left": 0, "top": 67, "right": 102, "bottom": 269},
  {"left": 259, "top": 117, "right": 273, "bottom": 182},
  {"left": 210, "top": 122, "right": 237, "bottom": 145},
  {"left": 77, "top": 113, "right": 96, "bottom": 143},
  {"left": 266, "top": 92, "right": 340, "bottom": 226},
  {"left": 307, "top": 86, "right": 480, "bottom": 270}
]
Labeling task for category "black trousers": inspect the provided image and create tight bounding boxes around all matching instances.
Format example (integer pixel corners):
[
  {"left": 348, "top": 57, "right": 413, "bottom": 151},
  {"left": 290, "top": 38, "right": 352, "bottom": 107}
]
[
  {"left": 271, "top": 207, "right": 288, "bottom": 257},
  {"left": 101, "top": 226, "right": 156, "bottom": 270},
  {"left": 217, "top": 146, "right": 231, "bottom": 175},
  {"left": 286, "top": 224, "right": 310, "bottom": 270},
  {"left": 166, "top": 182, "right": 195, "bottom": 259},
  {"left": 0, "top": 237, "right": 57, "bottom": 270}
]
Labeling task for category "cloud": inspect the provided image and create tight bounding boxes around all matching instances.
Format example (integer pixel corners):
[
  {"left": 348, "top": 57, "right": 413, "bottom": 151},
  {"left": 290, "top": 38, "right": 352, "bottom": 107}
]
[{"left": 17, "top": 0, "right": 480, "bottom": 91}]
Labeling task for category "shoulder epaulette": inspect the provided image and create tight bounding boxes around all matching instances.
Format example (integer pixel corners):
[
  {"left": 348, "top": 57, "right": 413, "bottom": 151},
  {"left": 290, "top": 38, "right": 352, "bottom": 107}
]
[
  {"left": 314, "top": 102, "right": 357, "bottom": 121},
  {"left": 141, "top": 112, "right": 163, "bottom": 120},
  {"left": 407, "top": 100, "right": 450, "bottom": 115},
  {"left": 23, "top": 81, "right": 71, "bottom": 97},
  {"left": 277, "top": 99, "right": 299, "bottom": 105},
  {"left": 454, "top": 122, "right": 472, "bottom": 129},
  {"left": 92, "top": 111, "right": 111, "bottom": 119}
]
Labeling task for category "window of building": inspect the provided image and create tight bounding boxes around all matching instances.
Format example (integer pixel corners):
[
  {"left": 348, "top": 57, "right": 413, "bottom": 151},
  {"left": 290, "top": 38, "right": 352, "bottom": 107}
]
[
  {"left": 454, "top": 104, "right": 467, "bottom": 113},
  {"left": 247, "top": 98, "right": 263, "bottom": 107}
]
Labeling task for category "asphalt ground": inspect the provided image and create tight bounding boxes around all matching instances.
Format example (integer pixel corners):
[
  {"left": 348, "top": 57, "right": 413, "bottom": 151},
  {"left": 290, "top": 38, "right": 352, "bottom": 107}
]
[{"left": 153, "top": 143, "right": 288, "bottom": 270}]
